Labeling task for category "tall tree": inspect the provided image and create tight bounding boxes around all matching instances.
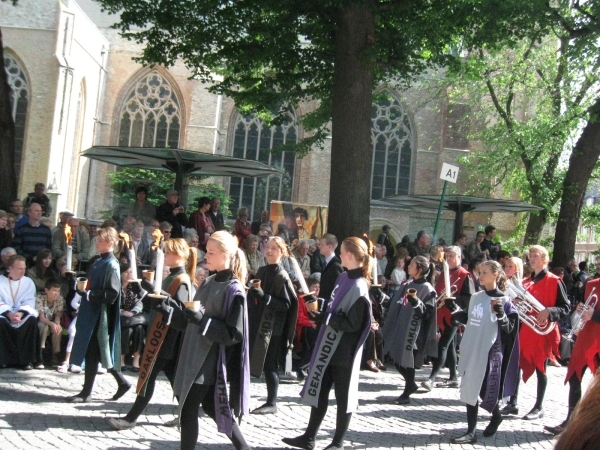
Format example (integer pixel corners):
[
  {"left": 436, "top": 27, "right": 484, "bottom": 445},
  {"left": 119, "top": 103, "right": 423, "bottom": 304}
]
[
  {"left": 0, "top": 11, "right": 19, "bottom": 209},
  {"left": 96, "top": 0, "right": 549, "bottom": 240}
]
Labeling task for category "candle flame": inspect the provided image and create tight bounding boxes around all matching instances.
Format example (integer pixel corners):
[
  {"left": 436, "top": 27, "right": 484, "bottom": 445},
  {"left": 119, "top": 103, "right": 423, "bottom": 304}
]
[
  {"left": 119, "top": 232, "right": 131, "bottom": 249},
  {"left": 151, "top": 228, "right": 163, "bottom": 251},
  {"left": 64, "top": 224, "right": 72, "bottom": 245},
  {"left": 439, "top": 251, "right": 445, "bottom": 263}
]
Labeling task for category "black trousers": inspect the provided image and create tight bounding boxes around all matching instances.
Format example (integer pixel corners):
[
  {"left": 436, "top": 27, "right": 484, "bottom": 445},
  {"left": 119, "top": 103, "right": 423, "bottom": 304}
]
[
  {"left": 121, "top": 323, "right": 145, "bottom": 357},
  {"left": 263, "top": 335, "right": 282, "bottom": 405},
  {"left": 0, "top": 317, "right": 38, "bottom": 366},
  {"left": 428, "top": 325, "right": 458, "bottom": 381},
  {"left": 124, "top": 357, "right": 177, "bottom": 422},
  {"left": 80, "top": 330, "right": 128, "bottom": 397},
  {"left": 180, "top": 383, "right": 249, "bottom": 450},
  {"left": 304, "top": 364, "right": 354, "bottom": 446}
]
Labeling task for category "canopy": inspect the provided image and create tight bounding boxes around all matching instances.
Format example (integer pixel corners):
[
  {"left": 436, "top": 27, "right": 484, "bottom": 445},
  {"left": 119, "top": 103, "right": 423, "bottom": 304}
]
[
  {"left": 381, "top": 194, "right": 543, "bottom": 241},
  {"left": 81, "top": 146, "right": 283, "bottom": 191}
]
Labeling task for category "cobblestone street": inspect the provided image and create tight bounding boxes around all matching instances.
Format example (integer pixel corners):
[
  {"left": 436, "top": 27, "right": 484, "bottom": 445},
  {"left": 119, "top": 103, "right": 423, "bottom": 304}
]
[{"left": 0, "top": 363, "right": 581, "bottom": 449}]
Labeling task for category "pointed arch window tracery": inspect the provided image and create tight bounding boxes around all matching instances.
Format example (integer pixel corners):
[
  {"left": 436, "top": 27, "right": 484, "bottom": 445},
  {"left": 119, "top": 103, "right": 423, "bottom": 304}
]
[{"left": 4, "top": 54, "right": 30, "bottom": 176}]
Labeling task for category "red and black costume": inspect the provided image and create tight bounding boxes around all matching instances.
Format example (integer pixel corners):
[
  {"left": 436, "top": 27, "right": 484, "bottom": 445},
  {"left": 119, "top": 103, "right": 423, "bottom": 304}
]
[
  {"left": 424, "top": 266, "right": 474, "bottom": 386},
  {"left": 512, "top": 268, "right": 569, "bottom": 418},
  {"left": 545, "top": 278, "right": 600, "bottom": 434}
]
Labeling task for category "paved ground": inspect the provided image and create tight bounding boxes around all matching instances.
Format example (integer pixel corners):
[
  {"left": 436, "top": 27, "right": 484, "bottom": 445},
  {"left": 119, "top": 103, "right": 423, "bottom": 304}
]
[{"left": 0, "top": 363, "right": 584, "bottom": 449}]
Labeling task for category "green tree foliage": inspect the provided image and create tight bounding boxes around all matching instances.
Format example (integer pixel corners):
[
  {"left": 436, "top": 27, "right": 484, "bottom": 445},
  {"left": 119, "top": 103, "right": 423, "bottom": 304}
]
[
  {"left": 447, "top": 0, "right": 600, "bottom": 254},
  {"left": 95, "top": 0, "right": 551, "bottom": 239}
]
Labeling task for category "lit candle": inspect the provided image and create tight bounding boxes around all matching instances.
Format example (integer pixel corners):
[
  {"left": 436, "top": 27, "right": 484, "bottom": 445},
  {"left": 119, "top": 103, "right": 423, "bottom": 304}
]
[
  {"left": 371, "top": 257, "right": 378, "bottom": 285},
  {"left": 66, "top": 245, "right": 73, "bottom": 272},
  {"left": 289, "top": 256, "right": 310, "bottom": 293},
  {"left": 443, "top": 257, "right": 451, "bottom": 298},
  {"left": 154, "top": 248, "right": 164, "bottom": 294},
  {"left": 129, "top": 247, "right": 138, "bottom": 280}
]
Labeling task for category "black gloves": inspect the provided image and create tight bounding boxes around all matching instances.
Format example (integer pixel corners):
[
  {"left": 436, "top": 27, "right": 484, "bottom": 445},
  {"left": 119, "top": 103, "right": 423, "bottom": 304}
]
[
  {"left": 493, "top": 302, "right": 505, "bottom": 318},
  {"left": 184, "top": 308, "right": 204, "bottom": 326},
  {"left": 141, "top": 278, "right": 155, "bottom": 293},
  {"left": 151, "top": 296, "right": 172, "bottom": 316},
  {"left": 407, "top": 293, "right": 419, "bottom": 307},
  {"left": 309, "top": 310, "right": 328, "bottom": 324},
  {"left": 302, "top": 294, "right": 318, "bottom": 303},
  {"left": 445, "top": 298, "right": 459, "bottom": 312},
  {"left": 129, "top": 281, "right": 142, "bottom": 296},
  {"left": 248, "top": 287, "right": 265, "bottom": 301}
]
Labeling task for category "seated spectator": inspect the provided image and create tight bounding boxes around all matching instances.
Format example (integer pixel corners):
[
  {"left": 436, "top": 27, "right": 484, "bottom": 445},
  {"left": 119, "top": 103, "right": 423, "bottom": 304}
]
[
  {"left": 0, "top": 247, "right": 16, "bottom": 276},
  {"left": 292, "top": 239, "right": 312, "bottom": 281},
  {"left": 233, "top": 207, "right": 252, "bottom": 249},
  {"left": 27, "top": 248, "right": 57, "bottom": 292},
  {"left": 159, "top": 221, "right": 173, "bottom": 242},
  {"left": 388, "top": 256, "right": 407, "bottom": 292},
  {"left": 258, "top": 223, "right": 273, "bottom": 255},
  {"left": 130, "top": 220, "right": 151, "bottom": 267},
  {"left": 183, "top": 228, "right": 200, "bottom": 249},
  {"left": 0, "top": 210, "right": 13, "bottom": 250},
  {"left": 309, "top": 238, "right": 326, "bottom": 274},
  {"left": 129, "top": 186, "right": 156, "bottom": 223},
  {"left": 36, "top": 278, "right": 64, "bottom": 368},
  {"left": 23, "top": 182, "right": 52, "bottom": 217},
  {"left": 52, "top": 218, "right": 91, "bottom": 268},
  {"left": 9, "top": 199, "right": 24, "bottom": 224},
  {"left": 245, "top": 234, "right": 267, "bottom": 280},
  {"left": 251, "top": 210, "right": 272, "bottom": 235},
  {"left": 119, "top": 263, "right": 147, "bottom": 372},
  {"left": 6, "top": 214, "right": 17, "bottom": 238},
  {"left": 13, "top": 203, "right": 53, "bottom": 265},
  {"left": 55, "top": 257, "right": 73, "bottom": 299},
  {"left": 0, "top": 255, "right": 39, "bottom": 369},
  {"left": 51, "top": 211, "right": 75, "bottom": 237}
]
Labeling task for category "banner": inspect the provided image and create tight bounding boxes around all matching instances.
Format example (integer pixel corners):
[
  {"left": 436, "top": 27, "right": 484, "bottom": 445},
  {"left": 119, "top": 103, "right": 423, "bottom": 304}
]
[{"left": 270, "top": 201, "right": 328, "bottom": 241}]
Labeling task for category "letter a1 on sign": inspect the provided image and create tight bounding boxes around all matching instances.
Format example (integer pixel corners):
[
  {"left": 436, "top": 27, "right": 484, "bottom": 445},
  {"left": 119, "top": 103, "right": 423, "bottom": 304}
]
[{"left": 440, "top": 163, "right": 460, "bottom": 184}]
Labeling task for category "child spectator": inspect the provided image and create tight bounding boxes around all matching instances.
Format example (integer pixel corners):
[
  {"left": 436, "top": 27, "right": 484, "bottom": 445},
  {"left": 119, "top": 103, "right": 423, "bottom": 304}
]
[
  {"left": 27, "top": 249, "right": 57, "bottom": 292},
  {"left": 36, "top": 278, "right": 64, "bottom": 367}
]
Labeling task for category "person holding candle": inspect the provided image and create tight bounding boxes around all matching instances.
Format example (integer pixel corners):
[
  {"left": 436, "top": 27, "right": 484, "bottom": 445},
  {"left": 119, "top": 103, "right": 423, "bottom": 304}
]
[
  {"left": 170, "top": 230, "right": 251, "bottom": 450},
  {"left": 445, "top": 261, "right": 519, "bottom": 444},
  {"left": 282, "top": 236, "right": 372, "bottom": 450},
  {"left": 421, "top": 246, "right": 475, "bottom": 391},
  {"left": 381, "top": 255, "right": 437, "bottom": 404},
  {"left": 107, "top": 238, "right": 196, "bottom": 430},
  {"left": 247, "top": 236, "right": 298, "bottom": 414},
  {"left": 65, "top": 227, "right": 131, "bottom": 403}
]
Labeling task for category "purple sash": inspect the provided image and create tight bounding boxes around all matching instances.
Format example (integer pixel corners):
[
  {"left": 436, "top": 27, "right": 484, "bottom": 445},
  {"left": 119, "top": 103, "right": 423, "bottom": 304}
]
[{"left": 214, "top": 282, "right": 250, "bottom": 437}]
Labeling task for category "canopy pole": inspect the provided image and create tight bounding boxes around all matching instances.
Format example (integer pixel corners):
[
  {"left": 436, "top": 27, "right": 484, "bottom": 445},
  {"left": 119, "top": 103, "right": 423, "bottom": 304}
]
[{"left": 432, "top": 180, "right": 448, "bottom": 246}]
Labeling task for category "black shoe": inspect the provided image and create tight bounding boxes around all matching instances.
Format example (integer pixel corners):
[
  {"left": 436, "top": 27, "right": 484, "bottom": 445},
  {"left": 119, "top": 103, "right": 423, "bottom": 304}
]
[
  {"left": 281, "top": 435, "right": 315, "bottom": 450},
  {"left": 451, "top": 432, "right": 477, "bottom": 444},
  {"left": 323, "top": 444, "right": 343, "bottom": 449},
  {"left": 130, "top": 366, "right": 140, "bottom": 373},
  {"left": 65, "top": 394, "right": 92, "bottom": 403},
  {"left": 483, "top": 416, "right": 503, "bottom": 437},
  {"left": 251, "top": 403, "right": 278, "bottom": 414},
  {"left": 393, "top": 395, "right": 411, "bottom": 405},
  {"left": 500, "top": 404, "right": 519, "bottom": 415},
  {"left": 21, "top": 363, "right": 33, "bottom": 371},
  {"left": 111, "top": 382, "right": 132, "bottom": 401},
  {"left": 544, "top": 421, "right": 567, "bottom": 436},
  {"left": 523, "top": 407, "right": 544, "bottom": 420}
]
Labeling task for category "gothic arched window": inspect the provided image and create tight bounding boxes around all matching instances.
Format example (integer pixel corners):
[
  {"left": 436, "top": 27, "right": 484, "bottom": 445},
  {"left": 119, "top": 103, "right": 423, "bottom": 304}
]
[
  {"left": 371, "top": 95, "right": 413, "bottom": 199},
  {"left": 118, "top": 71, "right": 181, "bottom": 148},
  {"left": 4, "top": 54, "right": 30, "bottom": 176},
  {"left": 229, "top": 113, "right": 297, "bottom": 220}
]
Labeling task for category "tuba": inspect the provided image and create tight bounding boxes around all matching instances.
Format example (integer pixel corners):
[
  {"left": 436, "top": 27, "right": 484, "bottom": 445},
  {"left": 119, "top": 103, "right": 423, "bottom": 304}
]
[
  {"left": 565, "top": 287, "right": 598, "bottom": 342},
  {"left": 505, "top": 279, "right": 556, "bottom": 335}
]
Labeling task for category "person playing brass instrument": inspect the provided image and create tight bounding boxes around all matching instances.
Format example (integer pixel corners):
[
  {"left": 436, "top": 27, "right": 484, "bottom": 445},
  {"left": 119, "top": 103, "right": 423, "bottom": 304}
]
[
  {"left": 382, "top": 255, "right": 437, "bottom": 404},
  {"left": 545, "top": 277, "right": 600, "bottom": 436},
  {"left": 501, "top": 245, "right": 569, "bottom": 420}
]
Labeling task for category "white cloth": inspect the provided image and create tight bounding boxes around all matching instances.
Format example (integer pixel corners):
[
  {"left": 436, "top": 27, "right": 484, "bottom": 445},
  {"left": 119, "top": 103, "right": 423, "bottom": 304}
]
[
  {"left": 0, "top": 275, "right": 38, "bottom": 328},
  {"left": 390, "top": 268, "right": 407, "bottom": 286}
]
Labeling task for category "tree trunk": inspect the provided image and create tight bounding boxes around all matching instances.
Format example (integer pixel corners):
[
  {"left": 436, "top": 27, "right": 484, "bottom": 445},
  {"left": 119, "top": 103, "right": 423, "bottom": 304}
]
[
  {"left": 553, "top": 100, "right": 600, "bottom": 267},
  {"left": 523, "top": 209, "right": 548, "bottom": 245},
  {"left": 327, "top": 3, "right": 375, "bottom": 242},
  {"left": 0, "top": 27, "right": 18, "bottom": 210}
]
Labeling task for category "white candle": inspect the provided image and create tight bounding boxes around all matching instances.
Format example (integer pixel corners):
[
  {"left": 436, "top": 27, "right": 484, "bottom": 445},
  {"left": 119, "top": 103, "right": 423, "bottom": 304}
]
[
  {"left": 289, "top": 256, "right": 310, "bottom": 293},
  {"left": 443, "top": 259, "right": 451, "bottom": 298},
  {"left": 66, "top": 245, "right": 73, "bottom": 272},
  {"left": 371, "top": 257, "right": 378, "bottom": 285},
  {"left": 129, "top": 248, "right": 137, "bottom": 280},
  {"left": 154, "top": 248, "right": 164, "bottom": 294}
]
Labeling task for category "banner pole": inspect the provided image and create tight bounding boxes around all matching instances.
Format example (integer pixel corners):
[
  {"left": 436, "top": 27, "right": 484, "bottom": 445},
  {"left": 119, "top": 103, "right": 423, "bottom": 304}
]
[{"left": 432, "top": 180, "right": 448, "bottom": 245}]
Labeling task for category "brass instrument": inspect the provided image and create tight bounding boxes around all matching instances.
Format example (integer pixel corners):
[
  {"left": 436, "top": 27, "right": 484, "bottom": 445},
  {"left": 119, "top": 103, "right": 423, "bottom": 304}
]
[
  {"left": 566, "top": 287, "right": 597, "bottom": 342},
  {"left": 436, "top": 282, "right": 458, "bottom": 309},
  {"left": 505, "top": 279, "right": 556, "bottom": 335}
]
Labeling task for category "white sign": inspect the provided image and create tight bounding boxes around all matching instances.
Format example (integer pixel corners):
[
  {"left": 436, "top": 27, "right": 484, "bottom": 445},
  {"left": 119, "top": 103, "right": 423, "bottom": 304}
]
[{"left": 440, "top": 163, "right": 460, "bottom": 184}]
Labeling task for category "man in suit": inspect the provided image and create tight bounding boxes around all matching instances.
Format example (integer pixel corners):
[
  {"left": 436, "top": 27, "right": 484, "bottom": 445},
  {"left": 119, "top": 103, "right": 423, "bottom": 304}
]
[
  {"left": 318, "top": 233, "right": 344, "bottom": 307},
  {"left": 208, "top": 197, "right": 226, "bottom": 231},
  {"left": 52, "top": 217, "right": 91, "bottom": 264}
]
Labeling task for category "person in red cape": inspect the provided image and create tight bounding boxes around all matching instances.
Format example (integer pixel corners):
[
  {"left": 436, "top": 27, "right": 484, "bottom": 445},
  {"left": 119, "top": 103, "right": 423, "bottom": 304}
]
[
  {"left": 504, "top": 245, "right": 569, "bottom": 421},
  {"left": 544, "top": 277, "right": 600, "bottom": 435},
  {"left": 421, "top": 246, "right": 475, "bottom": 391}
]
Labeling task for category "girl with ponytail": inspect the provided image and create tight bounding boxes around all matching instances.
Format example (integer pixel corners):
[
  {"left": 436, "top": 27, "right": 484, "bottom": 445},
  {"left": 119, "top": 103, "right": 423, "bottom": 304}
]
[
  {"left": 381, "top": 254, "right": 437, "bottom": 404},
  {"left": 107, "top": 238, "right": 196, "bottom": 431},
  {"left": 169, "top": 230, "right": 251, "bottom": 450},
  {"left": 284, "top": 236, "right": 372, "bottom": 450},
  {"left": 247, "top": 236, "right": 298, "bottom": 415}
]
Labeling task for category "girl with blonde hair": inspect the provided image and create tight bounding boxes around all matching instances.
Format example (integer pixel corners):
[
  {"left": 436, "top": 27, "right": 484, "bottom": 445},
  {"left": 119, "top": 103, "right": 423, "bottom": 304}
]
[
  {"left": 284, "top": 237, "right": 372, "bottom": 450},
  {"left": 107, "top": 238, "right": 196, "bottom": 430},
  {"left": 247, "top": 236, "right": 298, "bottom": 415},
  {"left": 172, "top": 231, "right": 251, "bottom": 449}
]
